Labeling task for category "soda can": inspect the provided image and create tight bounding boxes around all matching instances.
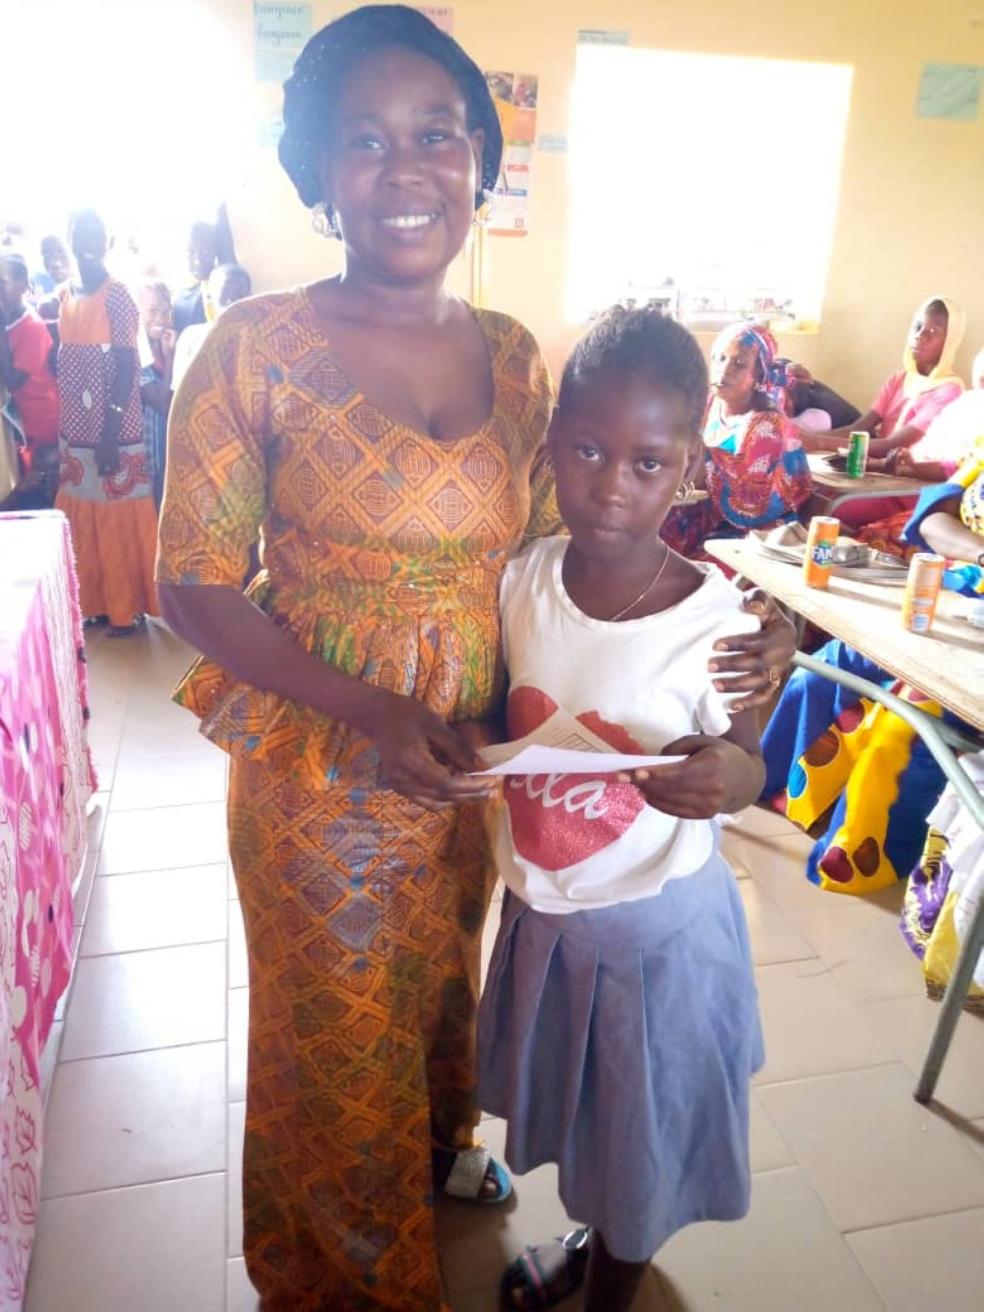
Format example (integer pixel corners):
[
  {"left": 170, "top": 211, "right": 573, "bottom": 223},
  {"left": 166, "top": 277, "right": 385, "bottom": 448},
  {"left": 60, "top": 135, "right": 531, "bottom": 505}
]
[
  {"left": 803, "top": 516, "right": 839, "bottom": 589},
  {"left": 846, "top": 431, "right": 869, "bottom": 479},
  {"left": 901, "top": 553, "right": 945, "bottom": 634}
]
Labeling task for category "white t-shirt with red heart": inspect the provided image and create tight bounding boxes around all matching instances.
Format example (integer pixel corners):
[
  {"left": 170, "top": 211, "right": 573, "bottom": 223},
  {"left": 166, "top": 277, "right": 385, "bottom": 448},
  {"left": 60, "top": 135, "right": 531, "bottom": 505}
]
[{"left": 494, "top": 536, "right": 760, "bottom": 914}]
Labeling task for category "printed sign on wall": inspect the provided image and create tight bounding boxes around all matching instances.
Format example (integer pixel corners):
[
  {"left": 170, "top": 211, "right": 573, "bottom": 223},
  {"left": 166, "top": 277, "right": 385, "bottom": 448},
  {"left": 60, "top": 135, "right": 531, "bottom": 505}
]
[
  {"left": 484, "top": 71, "right": 539, "bottom": 235},
  {"left": 254, "top": 2, "right": 312, "bottom": 83}
]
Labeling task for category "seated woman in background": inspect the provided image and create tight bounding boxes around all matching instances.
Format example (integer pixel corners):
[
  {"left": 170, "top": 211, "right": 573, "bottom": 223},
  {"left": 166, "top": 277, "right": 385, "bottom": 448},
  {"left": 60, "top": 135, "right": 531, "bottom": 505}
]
[
  {"left": 887, "top": 345, "right": 984, "bottom": 483},
  {"left": 801, "top": 296, "right": 965, "bottom": 459},
  {"left": 899, "top": 453, "right": 984, "bottom": 1002},
  {"left": 661, "top": 323, "right": 811, "bottom": 558},
  {"left": 857, "top": 346, "right": 984, "bottom": 557},
  {"left": 760, "top": 447, "right": 983, "bottom": 897}
]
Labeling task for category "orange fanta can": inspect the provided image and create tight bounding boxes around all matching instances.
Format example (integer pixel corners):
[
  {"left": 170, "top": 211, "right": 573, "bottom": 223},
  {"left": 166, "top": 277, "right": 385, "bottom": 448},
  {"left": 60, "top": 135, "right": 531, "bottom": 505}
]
[
  {"left": 803, "top": 516, "right": 839, "bottom": 589},
  {"left": 901, "top": 553, "right": 945, "bottom": 634}
]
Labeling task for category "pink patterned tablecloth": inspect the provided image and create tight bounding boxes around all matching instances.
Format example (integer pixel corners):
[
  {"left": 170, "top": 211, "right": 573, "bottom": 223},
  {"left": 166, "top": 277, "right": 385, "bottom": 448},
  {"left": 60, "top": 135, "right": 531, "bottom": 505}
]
[{"left": 0, "top": 511, "right": 96, "bottom": 1309}]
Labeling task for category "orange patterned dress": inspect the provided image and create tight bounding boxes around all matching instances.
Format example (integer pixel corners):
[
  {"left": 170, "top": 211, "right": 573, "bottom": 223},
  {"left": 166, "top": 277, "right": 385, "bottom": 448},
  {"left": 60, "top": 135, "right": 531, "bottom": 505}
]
[{"left": 156, "top": 290, "right": 557, "bottom": 1311}]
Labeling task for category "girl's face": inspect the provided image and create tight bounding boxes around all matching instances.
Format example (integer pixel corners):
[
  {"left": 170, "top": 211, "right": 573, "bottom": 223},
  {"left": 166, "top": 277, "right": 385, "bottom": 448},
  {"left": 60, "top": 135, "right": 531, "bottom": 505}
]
[
  {"left": 710, "top": 335, "right": 760, "bottom": 411},
  {"left": 322, "top": 46, "right": 484, "bottom": 285},
  {"left": 549, "top": 374, "right": 694, "bottom": 564},
  {"left": 908, "top": 304, "right": 948, "bottom": 374},
  {"left": 138, "top": 286, "right": 172, "bottom": 338}
]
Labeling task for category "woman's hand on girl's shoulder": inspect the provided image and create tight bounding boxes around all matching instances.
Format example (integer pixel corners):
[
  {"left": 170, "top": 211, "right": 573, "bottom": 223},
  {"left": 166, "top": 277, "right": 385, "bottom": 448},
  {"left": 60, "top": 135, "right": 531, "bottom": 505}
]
[{"left": 707, "top": 591, "right": 795, "bottom": 712}]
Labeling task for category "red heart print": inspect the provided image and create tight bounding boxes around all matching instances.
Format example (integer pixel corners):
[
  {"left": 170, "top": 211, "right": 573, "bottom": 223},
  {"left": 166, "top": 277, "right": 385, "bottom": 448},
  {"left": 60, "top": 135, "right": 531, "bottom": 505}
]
[{"left": 504, "top": 687, "right": 647, "bottom": 872}]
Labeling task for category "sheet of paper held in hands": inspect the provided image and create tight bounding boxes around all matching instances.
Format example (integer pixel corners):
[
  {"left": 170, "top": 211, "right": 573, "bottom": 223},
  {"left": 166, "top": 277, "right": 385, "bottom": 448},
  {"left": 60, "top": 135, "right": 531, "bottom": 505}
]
[{"left": 472, "top": 709, "right": 685, "bottom": 776}]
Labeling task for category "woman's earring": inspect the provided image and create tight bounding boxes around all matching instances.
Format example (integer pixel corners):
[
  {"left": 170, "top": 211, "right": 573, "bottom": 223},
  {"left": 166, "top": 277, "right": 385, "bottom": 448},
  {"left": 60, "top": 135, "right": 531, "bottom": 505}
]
[
  {"left": 311, "top": 201, "right": 341, "bottom": 239},
  {"left": 473, "top": 188, "right": 493, "bottom": 225},
  {"left": 675, "top": 479, "right": 696, "bottom": 503}
]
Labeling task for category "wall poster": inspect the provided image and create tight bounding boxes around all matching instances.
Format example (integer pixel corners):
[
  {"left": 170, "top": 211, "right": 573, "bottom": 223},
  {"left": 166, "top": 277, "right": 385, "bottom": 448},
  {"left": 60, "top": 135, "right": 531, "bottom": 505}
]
[{"left": 484, "top": 71, "right": 538, "bottom": 235}]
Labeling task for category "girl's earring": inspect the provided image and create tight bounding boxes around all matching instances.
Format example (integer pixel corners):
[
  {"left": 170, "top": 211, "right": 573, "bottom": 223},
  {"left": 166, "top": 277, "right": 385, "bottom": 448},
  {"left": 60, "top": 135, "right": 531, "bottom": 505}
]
[
  {"left": 312, "top": 201, "right": 341, "bottom": 240},
  {"left": 675, "top": 479, "right": 696, "bottom": 503}
]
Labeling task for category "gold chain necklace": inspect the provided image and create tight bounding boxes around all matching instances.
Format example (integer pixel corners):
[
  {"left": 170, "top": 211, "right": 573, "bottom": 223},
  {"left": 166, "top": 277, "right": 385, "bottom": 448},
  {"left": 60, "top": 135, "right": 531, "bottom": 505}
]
[{"left": 607, "top": 544, "right": 671, "bottom": 622}]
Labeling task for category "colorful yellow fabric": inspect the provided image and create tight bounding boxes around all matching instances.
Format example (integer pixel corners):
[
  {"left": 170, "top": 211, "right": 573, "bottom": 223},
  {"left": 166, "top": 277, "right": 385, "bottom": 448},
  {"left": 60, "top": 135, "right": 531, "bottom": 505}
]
[
  {"left": 954, "top": 448, "right": 984, "bottom": 534},
  {"left": 783, "top": 686, "right": 945, "bottom": 895},
  {"left": 156, "top": 290, "right": 557, "bottom": 1310}
]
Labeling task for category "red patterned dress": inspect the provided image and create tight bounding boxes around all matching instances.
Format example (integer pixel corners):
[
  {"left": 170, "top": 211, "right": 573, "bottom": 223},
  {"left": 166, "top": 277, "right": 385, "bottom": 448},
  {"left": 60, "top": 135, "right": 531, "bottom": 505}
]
[{"left": 662, "top": 401, "right": 812, "bottom": 559}]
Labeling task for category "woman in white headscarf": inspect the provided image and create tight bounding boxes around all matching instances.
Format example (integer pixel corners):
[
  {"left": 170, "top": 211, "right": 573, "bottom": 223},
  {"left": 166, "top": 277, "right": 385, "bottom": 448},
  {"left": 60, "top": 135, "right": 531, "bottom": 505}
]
[{"left": 802, "top": 295, "right": 966, "bottom": 459}]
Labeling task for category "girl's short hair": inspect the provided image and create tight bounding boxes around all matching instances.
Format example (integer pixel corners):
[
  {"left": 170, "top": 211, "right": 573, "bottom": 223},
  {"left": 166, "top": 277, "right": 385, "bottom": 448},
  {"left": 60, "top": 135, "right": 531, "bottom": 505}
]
[
  {"left": 558, "top": 306, "right": 710, "bottom": 434},
  {"left": 279, "top": 4, "right": 503, "bottom": 210}
]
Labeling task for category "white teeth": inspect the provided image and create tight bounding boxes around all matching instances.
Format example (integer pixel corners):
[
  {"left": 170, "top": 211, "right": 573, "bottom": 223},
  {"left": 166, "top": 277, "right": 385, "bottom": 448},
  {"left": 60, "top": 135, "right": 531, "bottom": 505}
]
[{"left": 381, "top": 214, "right": 436, "bottom": 229}]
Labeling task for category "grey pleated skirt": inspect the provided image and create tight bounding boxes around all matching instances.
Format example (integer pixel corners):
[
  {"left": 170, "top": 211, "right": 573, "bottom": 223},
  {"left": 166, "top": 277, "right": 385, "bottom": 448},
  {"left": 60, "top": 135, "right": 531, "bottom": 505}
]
[{"left": 477, "top": 845, "right": 764, "bottom": 1262}]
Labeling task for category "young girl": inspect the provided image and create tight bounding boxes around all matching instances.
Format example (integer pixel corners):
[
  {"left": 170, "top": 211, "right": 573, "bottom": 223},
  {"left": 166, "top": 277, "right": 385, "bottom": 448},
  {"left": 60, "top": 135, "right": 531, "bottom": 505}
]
[{"left": 477, "top": 307, "right": 766, "bottom": 1312}]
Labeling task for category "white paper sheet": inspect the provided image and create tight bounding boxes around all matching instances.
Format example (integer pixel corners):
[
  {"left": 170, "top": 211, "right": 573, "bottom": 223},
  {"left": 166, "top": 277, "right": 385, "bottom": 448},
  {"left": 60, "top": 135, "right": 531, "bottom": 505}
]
[
  {"left": 474, "top": 743, "right": 686, "bottom": 776},
  {"left": 473, "top": 710, "right": 685, "bottom": 774}
]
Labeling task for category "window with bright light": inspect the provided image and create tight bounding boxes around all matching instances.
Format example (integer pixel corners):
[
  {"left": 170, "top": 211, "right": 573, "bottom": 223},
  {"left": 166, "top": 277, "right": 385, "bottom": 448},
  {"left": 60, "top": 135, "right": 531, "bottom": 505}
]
[
  {"left": 567, "top": 45, "right": 854, "bottom": 328},
  {"left": 2, "top": 0, "right": 252, "bottom": 280}
]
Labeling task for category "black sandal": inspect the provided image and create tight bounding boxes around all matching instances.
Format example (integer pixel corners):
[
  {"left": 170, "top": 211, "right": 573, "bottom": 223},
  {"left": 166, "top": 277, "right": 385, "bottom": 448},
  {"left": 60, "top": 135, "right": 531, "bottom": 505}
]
[
  {"left": 501, "top": 1227, "right": 592, "bottom": 1309},
  {"left": 107, "top": 614, "right": 146, "bottom": 638}
]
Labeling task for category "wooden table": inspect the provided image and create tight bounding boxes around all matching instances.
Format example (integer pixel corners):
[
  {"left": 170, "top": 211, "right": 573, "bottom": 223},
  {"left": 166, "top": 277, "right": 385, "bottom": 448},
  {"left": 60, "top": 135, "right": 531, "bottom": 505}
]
[
  {"left": 707, "top": 536, "right": 984, "bottom": 731},
  {"left": 807, "top": 452, "right": 925, "bottom": 515},
  {"left": 706, "top": 533, "right": 984, "bottom": 1106}
]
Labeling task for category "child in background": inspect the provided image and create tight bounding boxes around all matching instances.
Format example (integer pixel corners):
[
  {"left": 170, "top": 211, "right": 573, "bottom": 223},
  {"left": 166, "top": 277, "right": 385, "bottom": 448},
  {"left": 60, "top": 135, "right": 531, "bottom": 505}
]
[
  {"left": 170, "top": 263, "right": 252, "bottom": 394},
  {"left": 478, "top": 307, "right": 765, "bottom": 1312},
  {"left": 135, "top": 279, "right": 176, "bottom": 509},
  {"left": 0, "top": 252, "right": 60, "bottom": 507}
]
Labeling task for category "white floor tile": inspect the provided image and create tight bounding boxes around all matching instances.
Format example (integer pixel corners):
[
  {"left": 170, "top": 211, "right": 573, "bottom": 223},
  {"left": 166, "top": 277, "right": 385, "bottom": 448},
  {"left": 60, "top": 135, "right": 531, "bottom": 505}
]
[
  {"left": 754, "top": 959, "right": 896, "bottom": 1085},
  {"left": 27, "top": 1174, "right": 225, "bottom": 1311},
  {"left": 847, "top": 1208, "right": 984, "bottom": 1312},
  {"left": 42, "top": 1043, "right": 226, "bottom": 1198},
  {"left": 656, "top": 1167, "right": 883, "bottom": 1312},
  {"left": 61, "top": 942, "right": 226, "bottom": 1060},
  {"left": 109, "top": 749, "right": 227, "bottom": 811},
  {"left": 759, "top": 1064, "right": 984, "bottom": 1231},
  {"left": 81, "top": 864, "right": 228, "bottom": 957},
  {"left": 861, "top": 995, "right": 984, "bottom": 1120},
  {"left": 226, "top": 1257, "right": 261, "bottom": 1312},
  {"left": 98, "top": 802, "right": 228, "bottom": 874},
  {"left": 738, "top": 879, "right": 817, "bottom": 966}
]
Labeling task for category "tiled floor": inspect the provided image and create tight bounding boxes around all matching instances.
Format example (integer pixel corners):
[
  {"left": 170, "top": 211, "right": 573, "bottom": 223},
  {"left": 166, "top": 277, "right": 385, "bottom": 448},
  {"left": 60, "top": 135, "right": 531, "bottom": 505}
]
[{"left": 25, "top": 621, "right": 984, "bottom": 1311}]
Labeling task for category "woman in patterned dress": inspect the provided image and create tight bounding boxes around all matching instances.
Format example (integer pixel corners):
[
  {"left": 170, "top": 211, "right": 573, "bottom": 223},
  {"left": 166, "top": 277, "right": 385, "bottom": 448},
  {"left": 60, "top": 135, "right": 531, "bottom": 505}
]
[
  {"left": 55, "top": 210, "right": 159, "bottom": 635},
  {"left": 156, "top": 9, "right": 796, "bottom": 1309},
  {"left": 662, "top": 323, "right": 812, "bottom": 558}
]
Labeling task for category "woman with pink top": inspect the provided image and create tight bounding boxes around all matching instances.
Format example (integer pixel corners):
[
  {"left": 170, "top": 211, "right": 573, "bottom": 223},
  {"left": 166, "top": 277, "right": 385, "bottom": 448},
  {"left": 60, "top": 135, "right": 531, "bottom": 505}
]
[
  {"left": 858, "top": 345, "right": 984, "bottom": 557},
  {"left": 801, "top": 295, "right": 965, "bottom": 530}
]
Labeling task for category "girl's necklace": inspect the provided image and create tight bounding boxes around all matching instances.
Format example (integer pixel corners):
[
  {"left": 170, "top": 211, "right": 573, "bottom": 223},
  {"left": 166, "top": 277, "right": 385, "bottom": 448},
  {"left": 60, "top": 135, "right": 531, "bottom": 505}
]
[{"left": 607, "top": 544, "right": 671, "bottom": 622}]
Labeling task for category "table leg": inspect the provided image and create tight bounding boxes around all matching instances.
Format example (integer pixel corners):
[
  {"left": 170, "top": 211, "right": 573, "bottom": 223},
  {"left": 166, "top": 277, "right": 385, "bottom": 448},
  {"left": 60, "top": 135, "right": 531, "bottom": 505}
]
[
  {"left": 914, "top": 893, "right": 984, "bottom": 1104},
  {"left": 791, "top": 653, "right": 984, "bottom": 1102}
]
